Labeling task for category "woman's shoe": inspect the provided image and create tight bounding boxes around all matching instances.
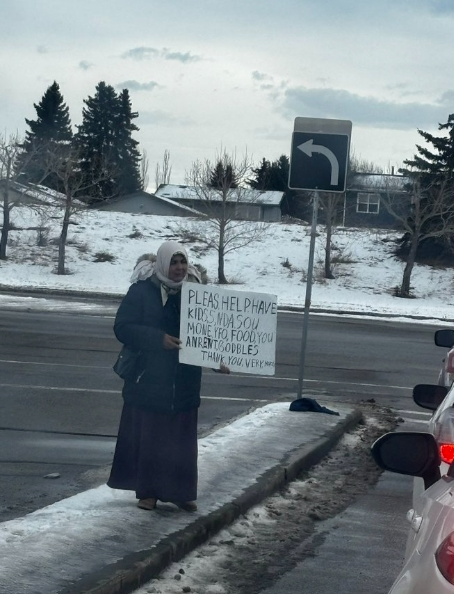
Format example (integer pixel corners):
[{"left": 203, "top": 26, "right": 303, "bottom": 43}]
[
  {"left": 176, "top": 501, "right": 198, "bottom": 512},
  {"left": 137, "top": 498, "right": 157, "bottom": 510}
]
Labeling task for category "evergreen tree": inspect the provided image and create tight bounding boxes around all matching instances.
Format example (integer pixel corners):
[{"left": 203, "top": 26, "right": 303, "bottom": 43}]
[
  {"left": 115, "top": 89, "right": 142, "bottom": 195},
  {"left": 19, "top": 81, "right": 73, "bottom": 189},
  {"left": 249, "top": 155, "right": 309, "bottom": 219},
  {"left": 402, "top": 114, "right": 454, "bottom": 184},
  {"left": 398, "top": 113, "right": 454, "bottom": 263},
  {"left": 75, "top": 82, "right": 142, "bottom": 202},
  {"left": 75, "top": 81, "right": 119, "bottom": 202},
  {"left": 209, "top": 161, "right": 238, "bottom": 189},
  {"left": 249, "top": 158, "right": 272, "bottom": 190}
]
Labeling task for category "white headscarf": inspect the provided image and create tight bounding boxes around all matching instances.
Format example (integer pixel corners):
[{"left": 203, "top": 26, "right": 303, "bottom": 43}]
[
  {"left": 155, "top": 241, "right": 189, "bottom": 290},
  {"left": 129, "top": 242, "right": 201, "bottom": 288}
]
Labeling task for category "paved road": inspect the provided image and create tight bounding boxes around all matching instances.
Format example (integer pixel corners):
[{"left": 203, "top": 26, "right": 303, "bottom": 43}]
[{"left": 0, "top": 306, "right": 443, "bottom": 519}]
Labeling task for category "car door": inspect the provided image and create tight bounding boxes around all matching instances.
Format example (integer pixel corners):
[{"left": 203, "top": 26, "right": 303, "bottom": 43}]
[{"left": 392, "top": 476, "right": 454, "bottom": 593}]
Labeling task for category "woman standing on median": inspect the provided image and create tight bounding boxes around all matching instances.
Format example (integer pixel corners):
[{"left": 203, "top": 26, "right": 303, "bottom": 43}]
[{"left": 107, "top": 240, "right": 229, "bottom": 512}]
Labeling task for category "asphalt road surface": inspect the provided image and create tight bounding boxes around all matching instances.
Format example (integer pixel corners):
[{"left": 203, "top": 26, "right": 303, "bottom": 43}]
[{"left": 0, "top": 304, "right": 444, "bottom": 519}]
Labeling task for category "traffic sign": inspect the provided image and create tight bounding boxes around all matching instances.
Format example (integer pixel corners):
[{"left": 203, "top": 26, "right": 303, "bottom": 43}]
[{"left": 288, "top": 117, "right": 352, "bottom": 192}]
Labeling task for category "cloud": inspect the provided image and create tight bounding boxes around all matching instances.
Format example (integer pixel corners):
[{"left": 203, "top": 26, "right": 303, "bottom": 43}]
[
  {"left": 279, "top": 85, "right": 448, "bottom": 130},
  {"left": 36, "top": 45, "right": 48, "bottom": 54},
  {"left": 121, "top": 46, "right": 202, "bottom": 63},
  {"left": 252, "top": 71, "right": 273, "bottom": 82},
  {"left": 79, "top": 60, "right": 93, "bottom": 71},
  {"left": 121, "top": 47, "right": 159, "bottom": 60},
  {"left": 115, "top": 80, "right": 161, "bottom": 92},
  {"left": 162, "top": 48, "right": 202, "bottom": 63}
]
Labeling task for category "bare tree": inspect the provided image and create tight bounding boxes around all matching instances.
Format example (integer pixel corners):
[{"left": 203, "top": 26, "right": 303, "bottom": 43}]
[
  {"left": 0, "top": 135, "right": 19, "bottom": 259},
  {"left": 44, "top": 145, "right": 117, "bottom": 274},
  {"left": 184, "top": 149, "right": 268, "bottom": 284},
  {"left": 140, "top": 149, "right": 149, "bottom": 191},
  {"left": 317, "top": 155, "right": 384, "bottom": 279},
  {"left": 382, "top": 176, "right": 454, "bottom": 297},
  {"left": 318, "top": 192, "right": 344, "bottom": 279},
  {"left": 0, "top": 133, "right": 51, "bottom": 260},
  {"left": 155, "top": 149, "right": 172, "bottom": 191}
]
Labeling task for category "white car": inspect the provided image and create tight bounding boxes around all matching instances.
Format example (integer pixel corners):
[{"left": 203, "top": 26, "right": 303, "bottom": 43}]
[
  {"left": 372, "top": 431, "right": 454, "bottom": 593},
  {"left": 413, "top": 383, "right": 454, "bottom": 475},
  {"left": 434, "top": 329, "right": 454, "bottom": 388}
]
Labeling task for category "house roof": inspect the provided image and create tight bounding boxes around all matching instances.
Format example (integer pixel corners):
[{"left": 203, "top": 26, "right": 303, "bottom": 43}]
[
  {"left": 2, "top": 180, "right": 86, "bottom": 207},
  {"left": 155, "top": 184, "right": 284, "bottom": 206},
  {"left": 97, "top": 190, "right": 203, "bottom": 216},
  {"left": 348, "top": 173, "right": 409, "bottom": 192}
]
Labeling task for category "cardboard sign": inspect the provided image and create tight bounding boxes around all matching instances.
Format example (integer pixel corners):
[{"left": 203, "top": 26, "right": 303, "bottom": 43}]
[{"left": 179, "top": 283, "right": 277, "bottom": 375}]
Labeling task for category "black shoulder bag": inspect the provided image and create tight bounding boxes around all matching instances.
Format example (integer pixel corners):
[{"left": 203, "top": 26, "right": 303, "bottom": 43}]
[{"left": 113, "top": 346, "right": 144, "bottom": 382}]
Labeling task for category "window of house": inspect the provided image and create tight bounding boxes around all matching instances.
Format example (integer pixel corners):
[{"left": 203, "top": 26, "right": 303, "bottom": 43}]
[{"left": 356, "top": 192, "right": 380, "bottom": 214}]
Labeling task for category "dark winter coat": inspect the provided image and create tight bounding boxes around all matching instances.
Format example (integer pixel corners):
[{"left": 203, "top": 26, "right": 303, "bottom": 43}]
[{"left": 113, "top": 278, "right": 202, "bottom": 413}]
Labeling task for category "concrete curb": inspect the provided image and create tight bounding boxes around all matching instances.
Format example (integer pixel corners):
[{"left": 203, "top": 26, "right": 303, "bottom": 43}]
[
  {"left": 60, "top": 408, "right": 362, "bottom": 594},
  {"left": 1, "top": 285, "right": 453, "bottom": 322}
]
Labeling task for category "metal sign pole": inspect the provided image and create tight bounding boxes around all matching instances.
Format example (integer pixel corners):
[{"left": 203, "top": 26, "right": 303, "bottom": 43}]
[
  {"left": 289, "top": 117, "right": 351, "bottom": 399},
  {"left": 297, "top": 189, "right": 319, "bottom": 398}
]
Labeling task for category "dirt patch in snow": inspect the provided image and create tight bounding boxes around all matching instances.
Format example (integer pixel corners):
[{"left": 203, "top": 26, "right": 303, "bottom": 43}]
[{"left": 136, "top": 400, "right": 399, "bottom": 594}]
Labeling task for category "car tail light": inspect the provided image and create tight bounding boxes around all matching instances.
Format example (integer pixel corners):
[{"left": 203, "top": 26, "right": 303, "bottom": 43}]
[
  {"left": 433, "top": 408, "right": 454, "bottom": 464},
  {"left": 436, "top": 532, "right": 454, "bottom": 584},
  {"left": 439, "top": 443, "right": 454, "bottom": 464}
]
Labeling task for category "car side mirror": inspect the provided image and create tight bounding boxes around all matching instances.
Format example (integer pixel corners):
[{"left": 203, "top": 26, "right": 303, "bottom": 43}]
[
  {"left": 413, "top": 384, "right": 448, "bottom": 410},
  {"left": 435, "top": 329, "right": 454, "bottom": 348},
  {"left": 371, "top": 432, "right": 441, "bottom": 490}
]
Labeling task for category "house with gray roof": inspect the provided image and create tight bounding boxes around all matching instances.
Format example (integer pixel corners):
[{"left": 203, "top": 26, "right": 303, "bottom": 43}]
[
  {"left": 154, "top": 184, "right": 284, "bottom": 222},
  {"left": 342, "top": 173, "right": 411, "bottom": 228},
  {"left": 0, "top": 180, "right": 71, "bottom": 208},
  {"left": 93, "top": 189, "right": 201, "bottom": 217}
]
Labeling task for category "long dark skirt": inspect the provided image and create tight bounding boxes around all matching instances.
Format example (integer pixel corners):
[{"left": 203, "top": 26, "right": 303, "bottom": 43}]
[{"left": 107, "top": 404, "right": 198, "bottom": 502}]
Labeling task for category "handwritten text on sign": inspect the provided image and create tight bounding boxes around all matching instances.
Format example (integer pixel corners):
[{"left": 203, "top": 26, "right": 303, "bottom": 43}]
[{"left": 179, "top": 284, "right": 277, "bottom": 375}]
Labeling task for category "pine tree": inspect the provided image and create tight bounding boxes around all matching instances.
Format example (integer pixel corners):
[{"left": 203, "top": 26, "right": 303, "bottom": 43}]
[
  {"left": 249, "top": 154, "right": 308, "bottom": 218},
  {"left": 397, "top": 114, "right": 454, "bottom": 264},
  {"left": 19, "top": 81, "right": 73, "bottom": 189},
  {"left": 248, "top": 158, "right": 272, "bottom": 190},
  {"left": 402, "top": 113, "right": 454, "bottom": 184},
  {"left": 209, "top": 161, "right": 238, "bottom": 189},
  {"left": 75, "top": 82, "right": 119, "bottom": 201},
  {"left": 76, "top": 82, "right": 142, "bottom": 202},
  {"left": 115, "top": 89, "right": 142, "bottom": 195}
]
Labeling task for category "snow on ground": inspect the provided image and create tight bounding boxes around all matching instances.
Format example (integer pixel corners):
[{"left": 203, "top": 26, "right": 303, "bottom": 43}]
[
  {"left": 0, "top": 206, "right": 444, "bottom": 591},
  {"left": 1, "top": 206, "right": 454, "bottom": 321}
]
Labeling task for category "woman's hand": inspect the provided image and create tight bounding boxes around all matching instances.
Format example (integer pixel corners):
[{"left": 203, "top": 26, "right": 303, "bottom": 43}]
[
  {"left": 163, "top": 334, "right": 182, "bottom": 350},
  {"left": 213, "top": 362, "right": 230, "bottom": 374},
  {"left": 219, "top": 362, "right": 230, "bottom": 374}
]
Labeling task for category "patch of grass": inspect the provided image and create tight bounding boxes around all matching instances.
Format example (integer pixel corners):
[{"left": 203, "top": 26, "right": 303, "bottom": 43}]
[
  {"left": 76, "top": 243, "right": 89, "bottom": 254},
  {"left": 392, "top": 285, "right": 416, "bottom": 299},
  {"left": 179, "top": 229, "right": 203, "bottom": 243},
  {"left": 128, "top": 227, "right": 143, "bottom": 239},
  {"left": 66, "top": 237, "right": 82, "bottom": 246},
  {"left": 93, "top": 251, "right": 116, "bottom": 263},
  {"left": 36, "top": 227, "right": 49, "bottom": 247},
  {"left": 222, "top": 276, "right": 244, "bottom": 285},
  {"left": 52, "top": 267, "right": 73, "bottom": 275},
  {"left": 330, "top": 253, "right": 355, "bottom": 265}
]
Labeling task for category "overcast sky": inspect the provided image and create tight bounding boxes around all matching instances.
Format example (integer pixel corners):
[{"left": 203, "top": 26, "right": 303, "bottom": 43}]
[{"left": 1, "top": 0, "right": 453, "bottom": 186}]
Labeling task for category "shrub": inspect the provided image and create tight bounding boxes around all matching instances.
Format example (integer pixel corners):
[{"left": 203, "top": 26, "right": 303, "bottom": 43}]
[
  {"left": 93, "top": 251, "right": 116, "bottom": 263},
  {"left": 331, "top": 253, "right": 355, "bottom": 265},
  {"left": 128, "top": 227, "right": 143, "bottom": 239},
  {"left": 76, "top": 243, "right": 89, "bottom": 254},
  {"left": 392, "top": 285, "right": 416, "bottom": 299},
  {"left": 36, "top": 226, "right": 49, "bottom": 247}
]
